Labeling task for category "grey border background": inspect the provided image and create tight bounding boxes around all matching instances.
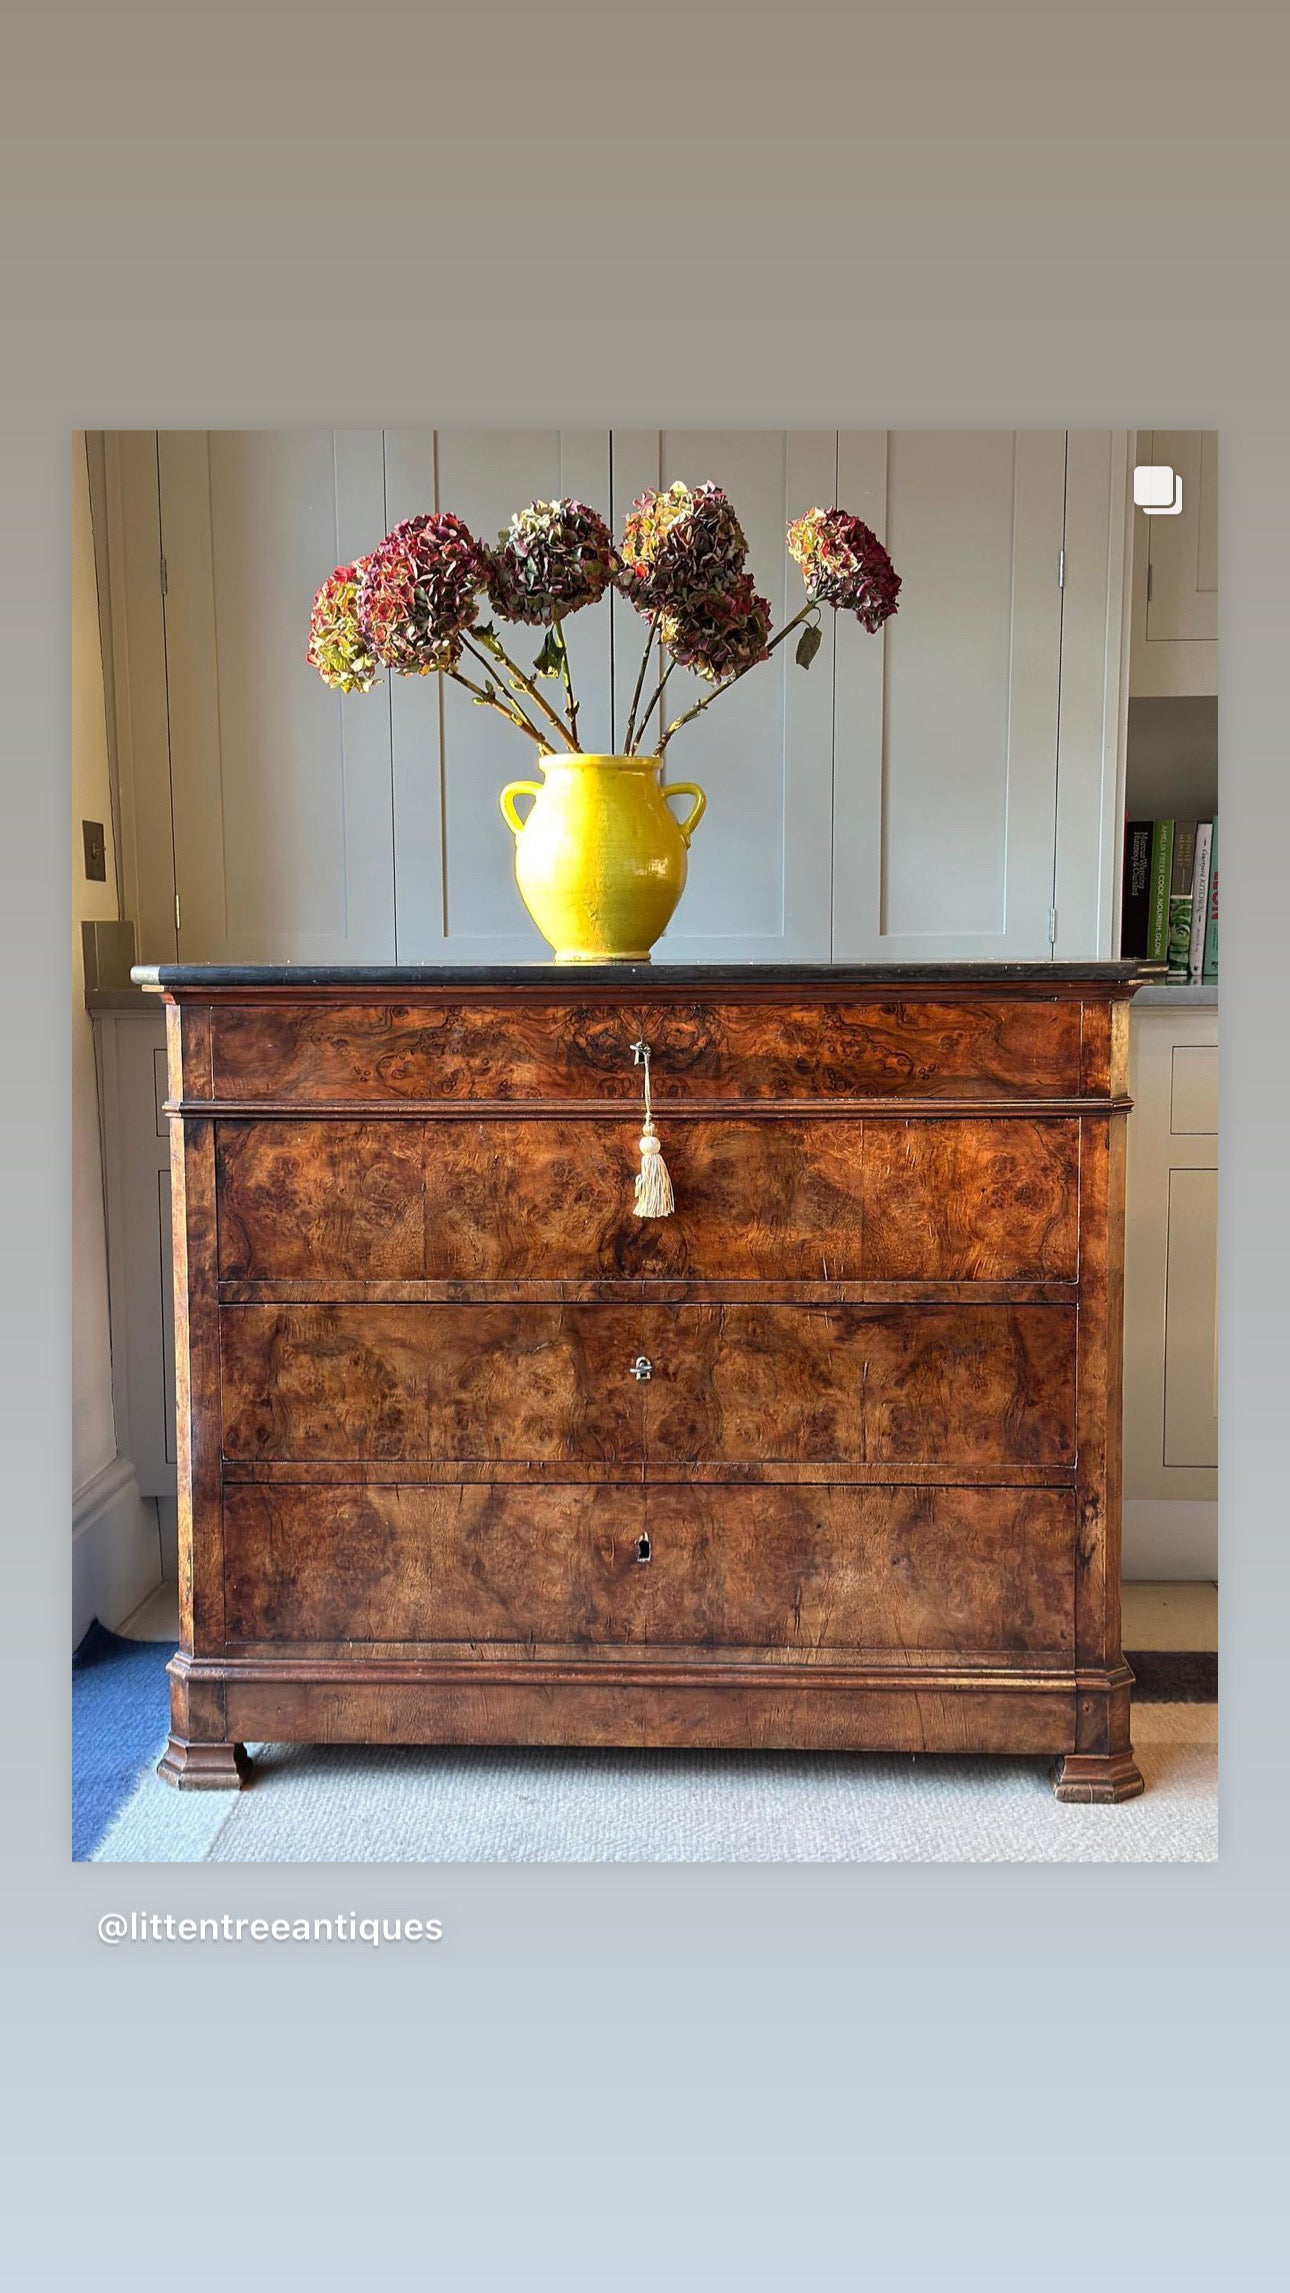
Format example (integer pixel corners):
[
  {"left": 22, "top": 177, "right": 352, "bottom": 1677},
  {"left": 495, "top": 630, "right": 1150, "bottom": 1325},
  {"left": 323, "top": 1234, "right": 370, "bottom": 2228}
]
[{"left": 3, "top": 5, "right": 1287, "bottom": 2280}]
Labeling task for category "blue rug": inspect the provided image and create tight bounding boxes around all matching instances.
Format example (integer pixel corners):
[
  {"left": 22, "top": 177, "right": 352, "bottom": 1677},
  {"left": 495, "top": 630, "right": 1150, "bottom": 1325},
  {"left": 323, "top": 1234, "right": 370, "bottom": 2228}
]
[{"left": 72, "top": 1621, "right": 174, "bottom": 1860}]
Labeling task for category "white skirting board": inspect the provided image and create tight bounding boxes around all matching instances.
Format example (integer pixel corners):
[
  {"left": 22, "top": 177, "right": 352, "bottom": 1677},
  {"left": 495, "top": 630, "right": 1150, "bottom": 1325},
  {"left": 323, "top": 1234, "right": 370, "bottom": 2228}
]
[
  {"left": 72, "top": 1456, "right": 164, "bottom": 1646},
  {"left": 1123, "top": 1499, "right": 1218, "bottom": 1582}
]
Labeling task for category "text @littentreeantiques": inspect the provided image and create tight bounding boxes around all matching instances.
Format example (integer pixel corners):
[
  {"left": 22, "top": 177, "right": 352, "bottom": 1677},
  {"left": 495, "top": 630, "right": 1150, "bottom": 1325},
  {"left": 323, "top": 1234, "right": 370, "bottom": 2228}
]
[{"left": 98, "top": 1912, "right": 443, "bottom": 1947}]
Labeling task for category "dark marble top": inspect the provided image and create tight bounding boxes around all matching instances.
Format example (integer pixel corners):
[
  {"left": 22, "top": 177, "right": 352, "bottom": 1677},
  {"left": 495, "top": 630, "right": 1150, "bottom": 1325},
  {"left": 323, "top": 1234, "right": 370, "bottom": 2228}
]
[{"left": 134, "top": 961, "right": 1144, "bottom": 992}]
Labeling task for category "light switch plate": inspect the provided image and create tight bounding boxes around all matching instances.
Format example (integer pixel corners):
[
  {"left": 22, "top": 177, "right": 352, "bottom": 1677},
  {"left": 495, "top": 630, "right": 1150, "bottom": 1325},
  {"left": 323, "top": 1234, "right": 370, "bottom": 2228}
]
[{"left": 82, "top": 819, "right": 107, "bottom": 881}]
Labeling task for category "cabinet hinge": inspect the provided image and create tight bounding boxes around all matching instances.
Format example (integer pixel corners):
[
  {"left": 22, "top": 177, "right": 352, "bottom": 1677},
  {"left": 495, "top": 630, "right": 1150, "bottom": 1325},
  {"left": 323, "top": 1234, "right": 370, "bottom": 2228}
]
[
  {"left": 1146, "top": 561, "right": 1153, "bottom": 604},
  {"left": 174, "top": 892, "right": 182, "bottom": 935},
  {"left": 1057, "top": 548, "right": 1065, "bottom": 589},
  {"left": 160, "top": 554, "right": 168, "bottom": 598},
  {"left": 1048, "top": 907, "right": 1058, "bottom": 946}
]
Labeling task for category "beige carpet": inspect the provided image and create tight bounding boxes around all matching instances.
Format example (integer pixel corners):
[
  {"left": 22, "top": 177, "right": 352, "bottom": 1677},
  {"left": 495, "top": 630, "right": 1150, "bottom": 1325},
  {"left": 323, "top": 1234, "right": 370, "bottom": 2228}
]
[{"left": 92, "top": 1699, "right": 1216, "bottom": 1864}]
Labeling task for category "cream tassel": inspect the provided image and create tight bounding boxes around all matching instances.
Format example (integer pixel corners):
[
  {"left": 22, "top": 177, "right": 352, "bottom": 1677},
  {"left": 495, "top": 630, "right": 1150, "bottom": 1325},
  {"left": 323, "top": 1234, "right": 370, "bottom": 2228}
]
[{"left": 630, "top": 1041, "right": 674, "bottom": 1218}]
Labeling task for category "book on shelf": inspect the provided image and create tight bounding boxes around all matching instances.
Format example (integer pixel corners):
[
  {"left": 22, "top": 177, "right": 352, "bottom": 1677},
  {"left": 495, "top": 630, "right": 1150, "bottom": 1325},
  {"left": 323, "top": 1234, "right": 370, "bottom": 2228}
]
[
  {"left": 1203, "top": 824, "right": 1218, "bottom": 980},
  {"left": 1121, "top": 820, "right": 1154, "bottom": 960},
  {"left": 1166, "top": 821, "right": 1197, "bottom": 979},
  {"left": 1119, "top": 815, "right": 1218, "bottom": 980},
  {"left": 1144, "top": 818, "right": 1174, "bottom": 969},
  {"left": 1188, "top": 821, "right": 1214, "bottom": 982}
]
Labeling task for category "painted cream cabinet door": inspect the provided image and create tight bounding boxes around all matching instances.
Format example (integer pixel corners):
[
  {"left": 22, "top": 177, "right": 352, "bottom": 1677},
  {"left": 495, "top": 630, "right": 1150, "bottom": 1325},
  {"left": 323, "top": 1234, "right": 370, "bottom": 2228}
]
[
  {"left": 832, "top": 431, "right": 1068, "bottom": 960},
  {"left": 158, "top": 430, "right": 396, "bottom": 963},
  {"left": 610, "top": 431, "right": 837, "bottom": 963},
  {"left": 385, "top": 431, "right": 614, "bottom": 962},
  {"left": 1129, "top": 430, "right": 1218, "bottom": 696},
  {"left": 93, "top": 1009, "right": 175, "bottom": 1504},
  {"left": 1122, "top": 1005, "right": 1218, "bottom": 1578}
]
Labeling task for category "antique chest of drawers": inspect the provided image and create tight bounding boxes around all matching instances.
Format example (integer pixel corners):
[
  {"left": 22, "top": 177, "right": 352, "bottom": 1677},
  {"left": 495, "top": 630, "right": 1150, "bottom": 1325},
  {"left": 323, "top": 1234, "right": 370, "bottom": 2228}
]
[{"left": 138, "top": 962, "right": 1145, "bottom": 1802}]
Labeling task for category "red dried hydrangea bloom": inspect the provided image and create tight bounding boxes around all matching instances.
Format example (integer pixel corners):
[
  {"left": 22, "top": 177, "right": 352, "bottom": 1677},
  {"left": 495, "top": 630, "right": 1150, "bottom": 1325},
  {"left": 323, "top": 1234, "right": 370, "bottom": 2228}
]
[
  {"left": 619, "top": 482, "right": 749, "bottom": 615},
  {"left": 486, "top": 498, "right": 618, "bottom": 625},
  {"left": 306, "top": 560, "right": 382, "bottom": 693},
  {"left": 787, "top": 508, "right": 901, "bottom": 633},
  {"left": 661, "top": 575, "right": 773, "bottom": 684},
  {"left": 357, "top": 513, "right": 489, "bottom": 674}
]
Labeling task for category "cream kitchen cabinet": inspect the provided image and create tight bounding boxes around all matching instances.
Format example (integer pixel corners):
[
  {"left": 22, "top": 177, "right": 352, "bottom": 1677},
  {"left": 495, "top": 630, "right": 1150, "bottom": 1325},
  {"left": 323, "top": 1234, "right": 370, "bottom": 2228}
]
[
  {"left": 100, "top": 429, "right": 1134, "bottom": 968},
  {"left": 101, "top": 430, "right": 398, "bottom": 965},
  {"left": 91, "top": 1001, "right": 178, "bottom": 1549},
  {"left": 1122, "top": 999, "right": 1218, "bottom": 1578},
  {"left": 1129, "top": 430, "right": 1218, "bottom": 698},
  {"left": 834, "top": 430, "right": 1130, "bottom": 961}
]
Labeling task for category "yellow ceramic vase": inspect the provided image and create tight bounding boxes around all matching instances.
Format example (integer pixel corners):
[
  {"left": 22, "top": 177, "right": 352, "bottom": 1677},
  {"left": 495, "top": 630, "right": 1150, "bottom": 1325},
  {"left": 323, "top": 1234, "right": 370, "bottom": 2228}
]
[{"left": 499, "top": 754, "right": 707, "bottom": 963}]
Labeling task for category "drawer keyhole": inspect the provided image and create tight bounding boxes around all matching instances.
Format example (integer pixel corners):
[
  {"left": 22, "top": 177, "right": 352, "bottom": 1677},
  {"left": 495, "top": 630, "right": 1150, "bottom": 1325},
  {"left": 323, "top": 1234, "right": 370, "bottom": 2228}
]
[
  {"left": 628, "top": 1355, "right": 653, "bottom": 1382},
  {"left": 635, "top": 1533, "right": 652, "bottom": 1565}
]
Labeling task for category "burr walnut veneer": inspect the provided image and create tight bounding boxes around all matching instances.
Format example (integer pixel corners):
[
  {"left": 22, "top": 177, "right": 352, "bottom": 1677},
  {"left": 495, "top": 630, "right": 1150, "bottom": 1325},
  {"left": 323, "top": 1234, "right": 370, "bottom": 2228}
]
[{"left": 138, "top": 963, "right": 1145, "bottom": 1802}]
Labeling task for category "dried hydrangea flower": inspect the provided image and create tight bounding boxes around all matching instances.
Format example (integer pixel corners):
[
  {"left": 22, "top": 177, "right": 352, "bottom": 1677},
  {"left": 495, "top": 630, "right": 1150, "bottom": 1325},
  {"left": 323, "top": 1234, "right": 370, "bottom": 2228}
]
[
  {"left": 620, "top": 480, "right": 697, "bottom": 572},
  {"left": 486, "top": 498, "right": 618, "bottom": 625},
  {"left": 661, "top": 575, "right": 773, "bottom": 684},
  {"left": 786, "top": 507, "right": 901, "bottom": 633},
  {"left": 306, "top": 561, "right": 383, "bottom": 693},
  {"left": 357, "top": 512, "right": 489, "bottom": 674},
  {"left": 619, "top": 482, "right": 749, "bottom": 614}
]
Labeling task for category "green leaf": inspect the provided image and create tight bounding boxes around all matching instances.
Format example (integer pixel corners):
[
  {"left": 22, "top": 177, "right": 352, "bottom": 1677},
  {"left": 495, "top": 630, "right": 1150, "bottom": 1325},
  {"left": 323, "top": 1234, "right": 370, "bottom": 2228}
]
[
  {"left": 533, "top": 629, "right": 558, "bottom": 679},
  {"left": 795, "top": 623, "right": 823, "bottom": 670},
  {"left": 474, "top": 622, "right": 506, "bottom": 660},
  {"left": 533, "top": 626, "right": 567, "bottom": 681}
]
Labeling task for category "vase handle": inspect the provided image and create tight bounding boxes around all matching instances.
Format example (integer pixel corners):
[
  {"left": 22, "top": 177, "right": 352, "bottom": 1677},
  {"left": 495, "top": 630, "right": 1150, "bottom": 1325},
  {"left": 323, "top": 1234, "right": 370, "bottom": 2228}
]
[
  {"left": 499, "top": 781, "right": 542, "bottom": 839},
  {"left": 663, "top": 781, "right": 707, "bottom": 845}
]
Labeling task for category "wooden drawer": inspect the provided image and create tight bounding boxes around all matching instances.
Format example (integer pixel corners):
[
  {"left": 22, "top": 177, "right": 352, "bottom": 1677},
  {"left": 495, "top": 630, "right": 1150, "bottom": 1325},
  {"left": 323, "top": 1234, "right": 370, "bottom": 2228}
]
[
  {"left": 216, "top": 1115, "right": 1080, "bottom": 1285},
  {"left": 860, "top": 1119, "right": 1078, "bottom": 1281},
  {"left": 205, "top": 995, "right": 1083, "bottom": 1106},
  {"left": 218, "top": 1121, "right": 427, "bottom": 1280},
  {"left": 219, "top": 1301, "right": 645, "bottom": 1465},
  {"left": 222, "top": 1482, "right": 1076, "bottom": 1655},
  {"left": 216, "top": 1116, "right": 869, "bottom": 1282},
  {"left": 643, "top": 1303, "right": 1075, "bottom": 1467},
  {"left": 632, "top": 999, "right": 1082, "bottom": 1103},
  {"left": 218, "top": 1301, "right": 1075, "bottom": 1467}
]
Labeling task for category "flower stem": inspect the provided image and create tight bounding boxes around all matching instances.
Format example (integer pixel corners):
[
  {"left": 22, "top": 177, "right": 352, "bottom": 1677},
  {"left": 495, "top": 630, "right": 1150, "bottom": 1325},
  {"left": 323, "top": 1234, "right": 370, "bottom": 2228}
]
[
  {"left": 553, "top": 615, "right": 580, "bottom": 748},
  {"left": 657, "top": 603, "right": 816, "bottom": 752},
  {"left": 462, "top": 633, "right": 578, "bottom": 750},
  {"left": 763, "top": 602, "right": 818, "bottom": 659},
  {"left": 448, "top": 668, "right": 552, "bottom": 751},
  {"left": 622, "top": 611, "right": 659, "bottom": 754},
  {"left": 632, "top": 659, "right": 677, "bottom": 752}
]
